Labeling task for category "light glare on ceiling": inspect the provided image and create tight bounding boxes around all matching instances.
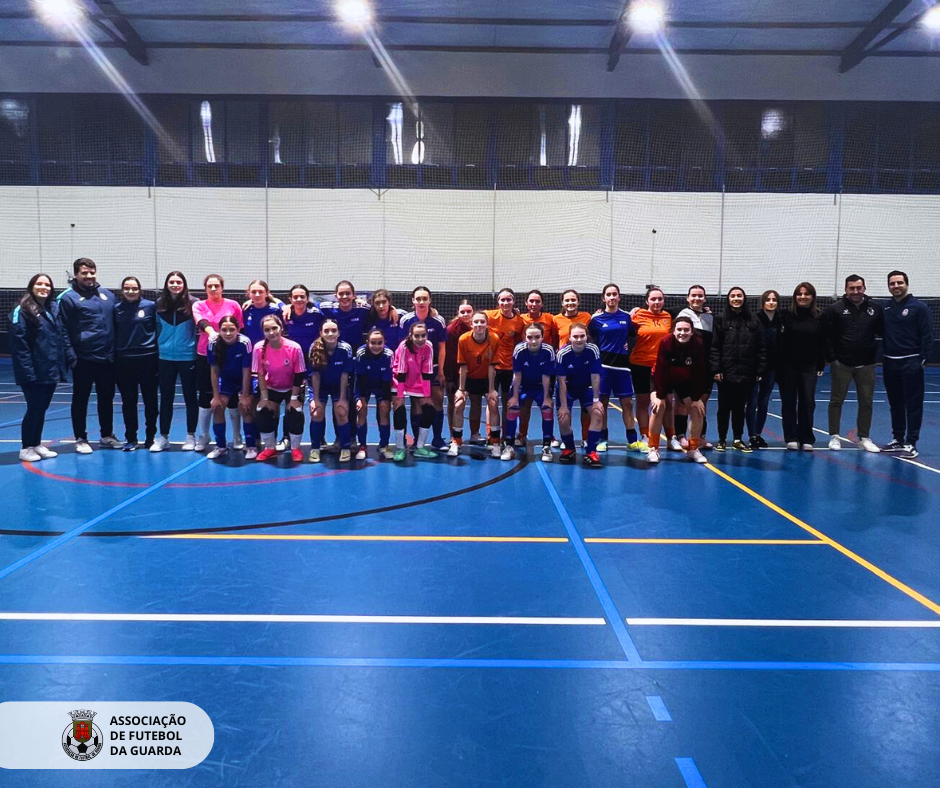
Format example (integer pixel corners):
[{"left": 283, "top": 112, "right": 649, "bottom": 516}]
[
  {"left": 628, "top": 2, "right": 666, "bottom": 35},
  {"left": 336, "top": 0, "right": 373, "bottom": 28},
  {"left": 923, "top": 6, "right": 940, "bottom": 31},
  {"left": 33, "top": 0, "right": 84, "bottom": 25}
]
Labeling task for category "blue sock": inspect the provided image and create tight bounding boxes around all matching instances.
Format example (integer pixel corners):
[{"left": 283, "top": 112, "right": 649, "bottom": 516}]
[
  {"left": 627, "top": 428, "right": 638, "bottom": 444},
  {"left": 212, "top": 422, "right": 227, "bottom": 448},
  {"left": 311, "top": 420, "right": 325, "bottom": 447},
  {"left": 433, "top": 409, "right": 445, "bottom": 441},
  {"left": 561, "top": 432, "right": 575, "bottom": 451},
  {"left": 378, "top": 423, "right": 390, "bottom": 448},
  {"left": 244, "top": 422, "right": 258, "bottom": 448},
  {"left": 601, "top": 428, "right": 609, "bottom": 443},
  {"left": 541, "top": 417, "right": 553, "bottom": 443},
  {"left": 357, "top": 423, "right": 368, "bottom": 447},
  {"left": 337, "top": 422, "right": 351, "bottom": 449},
  {"left": 505, "top": 418, "right": 517, "bottom": 442},
  {"left": 587, "top": 430, "right": 602, "bottom": 453}
]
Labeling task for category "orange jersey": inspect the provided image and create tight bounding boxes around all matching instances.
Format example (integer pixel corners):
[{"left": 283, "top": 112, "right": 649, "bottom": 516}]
[
  {"left": 457, "top": 331, "right": 500, "bottom": 380},
  {"left": 555, "top": 311, "right": 593, "bottom": 347},
  {"left": 521, "top": 312, "right": 558, "bottom": 348},
  {"left": 630, "top": 309, "right": 673, "bottom": 367},
  {"left": 485, "top": 309, "right": 527, "bottom": 370}
]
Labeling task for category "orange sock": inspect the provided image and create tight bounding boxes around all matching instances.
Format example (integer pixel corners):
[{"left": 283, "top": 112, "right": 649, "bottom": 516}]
[
  {"left": 648, "top": 433, "right": 662, "bottom": 449},
  {"left": 665, "top": 428, "right": 675, "bottom": 438},
  {"left": 689, "top": 437, "right": 701, "bottom": 451}
]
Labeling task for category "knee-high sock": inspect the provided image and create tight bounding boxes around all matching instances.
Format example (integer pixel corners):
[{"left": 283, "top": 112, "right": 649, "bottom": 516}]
[
  {"left": 587, "top": 429, "right": 602, "bottom": 453},
  {"left": 244, "top": 422, "right": 258, "bottom": 447},
  {"left": 229, "top": 408, "right": 241, "bottom": 438},
  {"left": 378, "top": 423, "right": 390, "bottom": 448},
  {"left": 310, "top": 420, "right": 326, "bottom": 448},
  {"left": 541, "top": 415, "right": 553, "bottom": 443},
  {"left": 212, "top": 422, "right": 227, "bottom": 448},
  {"left": 357, "top": 423, "right": 368, "bottom": 447},
  {"left": 337, "top": 422, "right": 351, "bottom": 449},
  {"left": 197, "top": 407, "right": 212, "bottom": 439},
  {"left": 433, "top": 409, "right": 445, "bottom": 442}
]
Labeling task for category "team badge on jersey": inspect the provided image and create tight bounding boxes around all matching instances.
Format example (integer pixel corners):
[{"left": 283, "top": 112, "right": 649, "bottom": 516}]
[
  {"left": 138, "top": 309, "right": 145, "bottom": 319},
  {"left": 867, "top": 307, "right": 874, "bottom": 315},
  {"left": 902, "top": 308, "right": 909, "bottom": 316}
]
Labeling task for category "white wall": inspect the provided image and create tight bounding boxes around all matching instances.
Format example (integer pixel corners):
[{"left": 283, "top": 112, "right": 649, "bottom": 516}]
[
  {"left": 2, "top": 186, "right": 939, "bottom": 296},
  {"left": 1, "top": 48, "right": 939, "bottom": 101}
]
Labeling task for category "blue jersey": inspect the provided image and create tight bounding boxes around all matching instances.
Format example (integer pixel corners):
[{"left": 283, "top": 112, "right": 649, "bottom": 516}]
[
  {"left": 555, "top": 343, "right": 602, "bottom": 391},
  {"left": 588, "top": 310, "right": 633, "bottom": 369},
  {"left": 512, "top": 342, "right": 555, "bottom": 390},
  {"left": 369, "top": 314, "right": 405, "bottom": 353},
  {"left": 355, "top": 346, "right": 394, "bottom": 392},
  {"left": 208, "top": 334, "right": 252, "bottom": 382},
  {"left": 399, "top": 311, "right": 447, "bottom": 367},
  {"left": 242, "top": 302, "right": 284, "bottom": 347},
  {"left": 311, "top": 341, "right": 355, "bottom": 392},
  {"left": 319, "top": 302, "right": 370, "bottom": 349},
  {"left": 285, "top": 305, "right": 323, "bottom": 361}
]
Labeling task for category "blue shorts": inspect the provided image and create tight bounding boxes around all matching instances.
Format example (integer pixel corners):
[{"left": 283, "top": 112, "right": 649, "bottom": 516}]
[
  {"left": 515, "top": 387, "right": 548, "bottom": 410},
  {"left": 308, "top": 386, "right": 344, "bottom": 405},
  {"left": 357, "top": 384, "right": 391, "bottom": 403},
  {"left": 219, "top": 377, "right": 244, "bottom": 398},
  {"left": 599, "top": 367, "right": 634, "bottom": 399},
  {"left": 555, "top": 386, "right": 594, "bottom": 410}
]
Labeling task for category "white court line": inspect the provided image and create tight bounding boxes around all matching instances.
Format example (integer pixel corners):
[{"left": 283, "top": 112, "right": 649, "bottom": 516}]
[
  {"left": 764, "top": 412, "right": 940, "bottom": 475},
  {"left": 626, "top": 618, "right": 940, "bottom": 628},
  {"left": 0, "top": 612, "right": 606, "bottom": 626}
]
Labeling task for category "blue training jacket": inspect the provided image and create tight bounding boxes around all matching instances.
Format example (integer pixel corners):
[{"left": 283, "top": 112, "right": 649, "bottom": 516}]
[
  {"left": 57, "top": 281, "right": 116, "bottom": 365},
  {"left": 9, "top": 300, "right": 68, "bottom": 386},
  {"left": 115, "top": 298, "right": 158, "bottom": 358}
]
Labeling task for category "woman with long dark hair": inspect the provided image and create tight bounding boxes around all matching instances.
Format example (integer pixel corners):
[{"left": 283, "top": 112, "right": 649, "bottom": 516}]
[
  {"left": 152, "top": 270, "right": 198, "bottom": 452},
  {"left": 779, "top": 282, "right": 826, "bottom": 450},
  {"left": 745, "top": 289, "right": 783, "bottom": 449},
  {"left": 710, "top": 287, "right": 767, "bottom": 452},
  {"left": 10, "top": 274, "right": 67, "bottom": 461},
  {"left": 114, "top": 276, "right": 158, "bottom": 450}
]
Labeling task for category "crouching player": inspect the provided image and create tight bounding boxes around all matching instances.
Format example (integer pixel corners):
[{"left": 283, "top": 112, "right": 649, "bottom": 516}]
[
  {"left": 647, "top": 316, "right": 709, "bottom": 465},
  {"left": 555, "top": 323, "right": 605, "bottom": 467},
  {"left": 356, "top": 330, "right": 394, "bottom": 460},
  {"left": 207, "top": 315, "right": 256, "bottom": 459},
  {"left": 503, "top": 324, "right": 554, "bottom": 462}
]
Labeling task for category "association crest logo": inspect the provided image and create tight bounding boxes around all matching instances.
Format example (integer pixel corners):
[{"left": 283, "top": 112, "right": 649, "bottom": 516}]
[
  {"left": 62, "top": 709, "right": 103, "bottom": 761},
  {"left": 902, "top": 308, "right": 909, "bottom": 316}
]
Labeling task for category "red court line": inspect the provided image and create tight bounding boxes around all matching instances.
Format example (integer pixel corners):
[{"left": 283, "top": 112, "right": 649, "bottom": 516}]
[{"left": 22, "top": 461, "right": 364, "bottom": 488}]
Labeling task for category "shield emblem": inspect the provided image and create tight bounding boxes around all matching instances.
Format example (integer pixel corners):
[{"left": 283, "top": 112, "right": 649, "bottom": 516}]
[{"left": 73, "top": 720, "right": 92, "bottom": 742}]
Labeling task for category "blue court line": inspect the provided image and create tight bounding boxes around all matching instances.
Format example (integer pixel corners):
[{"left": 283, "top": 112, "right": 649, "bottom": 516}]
[
  {"left": 0, "top": 456, "right": 207, "bottom": 582},
  {"left": 6, "top": 655, "right": 939, "bottom": 671},
  {"left": 0, "top": 406, "right": 70, "bottom": 430},
  {"left": 535, "top": 462, "right": 642, "bottom": 663},
  {"left": 646, "top": 695, "right": 672, "bottom": 721},
  {"left": 676, "top": 758, "right": 708, "bottom": 788}
]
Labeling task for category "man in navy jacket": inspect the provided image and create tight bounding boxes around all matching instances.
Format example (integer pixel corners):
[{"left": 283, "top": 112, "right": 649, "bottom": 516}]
[
  {"left": 881, "top": 270, "right": 933, "bottom": 459},
  {"left": 57, "top": 257, "right": 121, "bottom": 454}
]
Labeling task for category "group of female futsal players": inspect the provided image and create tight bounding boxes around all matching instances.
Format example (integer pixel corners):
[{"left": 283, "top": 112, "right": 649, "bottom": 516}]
[{"left": 12, "top": 268, "right": 822, "bottom": 467}]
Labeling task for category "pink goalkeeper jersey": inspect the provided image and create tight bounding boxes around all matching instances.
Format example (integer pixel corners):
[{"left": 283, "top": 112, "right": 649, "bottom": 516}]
[
  {"left": 392, "top": 341, "right": 434, "bottom": 397},
  {"left": 251, "top": 338, "right": 306, "bottom": 392},
  {"left": 193, "top": 298, "right": 243, "bottom": 356}
]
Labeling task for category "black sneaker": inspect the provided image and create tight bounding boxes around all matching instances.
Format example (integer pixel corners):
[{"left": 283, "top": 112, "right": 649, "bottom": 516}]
[
  {"left": 881, "top": 439, "right": 905, "bottom": 453},
  {"left": 752, "top": 435, "right": 768, "bottom": 449},
  {"left": 582, "top": 451, "right": 602, "bottom": 468},
  {"left": 898, "top": 444, "right": 919, "bottom": 459},
  {"left": 558, "top": 448, "right": 577, "bottom": 464},
  {"left": 715, "top": 440, "right": 727, "bottom": 452}
]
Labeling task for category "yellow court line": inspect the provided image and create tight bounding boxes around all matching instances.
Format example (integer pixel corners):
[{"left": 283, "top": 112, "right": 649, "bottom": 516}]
[
  {"left": 704, "top": 463, "right": 940, "bottom": 617},
  {"left": 584, "top": 538, "right": 825, "bottom": 545},
  {"left": 143, "top": 534, "right": 569, "bottom": 543}
]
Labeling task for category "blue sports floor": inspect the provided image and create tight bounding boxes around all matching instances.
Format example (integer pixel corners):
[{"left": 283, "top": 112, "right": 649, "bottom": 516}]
[{"left": 1, "top": 361, "right": 939, "bottom": 786}]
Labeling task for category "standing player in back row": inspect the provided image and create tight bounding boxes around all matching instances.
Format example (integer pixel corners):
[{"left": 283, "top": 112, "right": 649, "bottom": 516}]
[
  {"left": 486, "top": 289, "right": 527, "bottom": 444},
  {"left": 588, "top": 284, "right": 645, "bottom": 454},
  {"left": 399, "top": 287, "right": 448, "bottom": 450},
  {"left": 503, "top": 323, "right": 555, "bottom": 462}
]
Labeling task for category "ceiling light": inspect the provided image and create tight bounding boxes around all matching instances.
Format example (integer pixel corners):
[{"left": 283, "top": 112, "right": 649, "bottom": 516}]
[
  {"left": 33, "top": 0, "right": 85, "bottom": 25},
  {"left": 627, "top": 2, "right": 666, "bottom": 35},
  {"left": 336, "top": 0, "right": 373, "bottom": 28},
  {"left": 923, "top": 6, "right": 940, "bottom": 31}
]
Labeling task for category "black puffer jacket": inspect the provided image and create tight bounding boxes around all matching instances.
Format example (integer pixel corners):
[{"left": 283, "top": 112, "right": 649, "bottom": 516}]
[{"left": 710, "top": 309, "right": 767, "bottom": 384}]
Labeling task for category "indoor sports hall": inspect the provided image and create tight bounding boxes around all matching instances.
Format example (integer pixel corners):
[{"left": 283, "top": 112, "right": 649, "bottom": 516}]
[{"left": 1, "top": 1, "right": 940, "bottom": 786}]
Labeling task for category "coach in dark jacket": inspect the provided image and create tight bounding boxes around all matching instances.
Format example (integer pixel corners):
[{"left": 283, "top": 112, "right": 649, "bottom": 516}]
[
  {"left": 10, "top": 274, "right": 68, "bottom": 461},
  {"left": 880, "top": 270, "right": 933, "bottom": 457},
  {"left": 57, "top": 257, "right": 120, "bottom": 454},
  {"left": 822, "top": 274, "right": 883, "bottom": 452},
  {"left": 710, "top": 287, "right": 767, "bottom": 450}
]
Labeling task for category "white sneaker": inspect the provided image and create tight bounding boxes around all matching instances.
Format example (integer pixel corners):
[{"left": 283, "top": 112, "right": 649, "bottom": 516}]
[
  {"left": 19, "top": 447, "right": 41, "bottom": 462},
  {"left": 99, "top": 435, "right": 122, "bottom": 449},
  {"left": 541, "top": 446, "right": 552, "bottom": 463},
  {"left": 786, "top": 441, "right": 799, "bottom": 450},
  {"left": 150, "top": 435, "right": 170, "bottom": 452},
  {"left": 550, "top": 438, "right": 560, "bottom": 448},
  {"left": 207, "top": 446, "right": 228, "bottom": 459},
  {"left": 194, "top": 433, "right": 211, "bottom": 452},
  {"left": 802, "top": 444, "right": 814, "bottom": 452},
  {"left": 244, "top": 446, "right": 258, "bottom": 460},
  {"left": 828, "top": 435, "right": 841, "bottom": 451},
  {"left": 667, "top": 436, "right": 683, "bottom": 452},
  {"left": 859, "top": 437, "right": 881, "bottom": 453},
  {"left": 75, "top": 440, "right": 93, "bottom": 455},
  {"left": 447, "top": 441, "right": 460, "bottom": 457},
  {"left": 34, "top": 445, "right": 58, "bottom": 459},
  {"left": 646, "top": 447, "right": 660, "bottom": 464},
  {"left": 181, "top": 434, "right": 196, "bottom": 451},
  {"left": 382, "top": 445, "right": 395, "bottom": 459},
  {"left": 339, "top": 448, "right": 351, "bottom": 463},
  {"left": 500, "top": 444, "right": 515, "bottom": 461},
  {"left": 276, "top": 438, "right": 290, "bottom": 452},
  {"left": 688, "top": 448, "right": 707, "bottom": 464},
  {"left": 490, "top": 442, "right": 502, "bottom": 459},
  {"left": 355, "top": 448, "right": 367, "bottom": 461},
  {"left": 308, "top": 448, "right": 321, "bottom": 463},
  {"left": 232, "top": 432, "right": 245, "bottom": 451},
  {"left": 596, "top": 440, "right": 608, "bottom": 453}
]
